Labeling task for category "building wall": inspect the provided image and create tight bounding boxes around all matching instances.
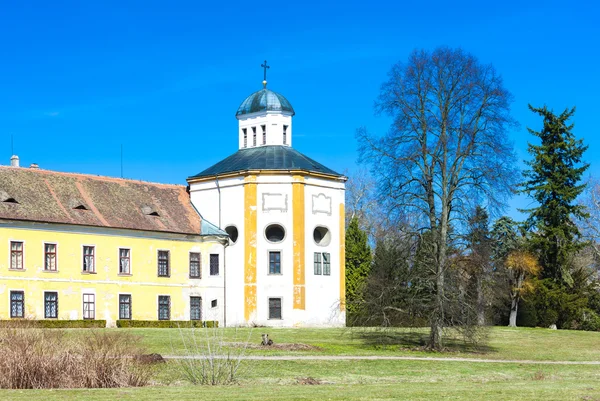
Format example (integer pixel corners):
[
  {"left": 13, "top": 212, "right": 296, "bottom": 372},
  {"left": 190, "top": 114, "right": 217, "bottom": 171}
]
[
  {"left": 0, "top": 221, "right": 225, "bottom": 326},
  {"left": 189, "top": 172, "right": 345, "bottom": 327}
]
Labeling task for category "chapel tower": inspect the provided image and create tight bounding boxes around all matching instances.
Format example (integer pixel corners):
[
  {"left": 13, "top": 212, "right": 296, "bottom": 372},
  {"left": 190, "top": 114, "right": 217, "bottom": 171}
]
[{"left": 187, "top": 62, "right": 346, "bottom": 327}]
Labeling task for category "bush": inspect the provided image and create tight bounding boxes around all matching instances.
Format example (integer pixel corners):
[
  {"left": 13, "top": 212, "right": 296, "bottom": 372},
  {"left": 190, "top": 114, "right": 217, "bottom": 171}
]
[
  {"left": 0, "top": 325, "right": 151, "bottom": 389},
  {"left": 0, "top": 320, "right": 106, "bottom": 328},
  {"left": 116, "top": 320, "right": 218, "bottom": 328}
]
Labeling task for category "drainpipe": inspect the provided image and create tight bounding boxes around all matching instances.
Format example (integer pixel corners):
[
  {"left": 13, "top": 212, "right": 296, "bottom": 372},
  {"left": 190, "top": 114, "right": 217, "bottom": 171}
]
[
  {"left": 215, "top": 175, "right": 222, "bottom": 228},
  {"left": 223, "top": 239, "right": 228, "bottom": 327}
]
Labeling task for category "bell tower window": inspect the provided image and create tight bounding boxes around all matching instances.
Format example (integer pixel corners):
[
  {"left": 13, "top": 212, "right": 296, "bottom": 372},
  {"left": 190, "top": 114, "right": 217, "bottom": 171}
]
[
  {"left": 262, "top": 125, "right": 266, "bottom": 145},
  {"left": 243, "top": 128, "right": 247, "bottom": 148},
  {"left": 252, "top": 127, "right": 257, "bottom": 146},
  {"left": 283, "top": 125, "right": 288, "bottom": 145}
]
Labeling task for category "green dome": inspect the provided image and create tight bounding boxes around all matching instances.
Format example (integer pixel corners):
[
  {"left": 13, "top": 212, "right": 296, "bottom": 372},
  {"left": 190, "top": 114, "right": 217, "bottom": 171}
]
[{"left": 236, "top": 88, "right": 295, "bottom": 117}]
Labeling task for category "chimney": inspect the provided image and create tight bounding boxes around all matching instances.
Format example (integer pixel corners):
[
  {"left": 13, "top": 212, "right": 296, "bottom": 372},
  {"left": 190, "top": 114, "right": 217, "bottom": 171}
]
[
  {"left": 10, "top": 155, "right": 19, "bottom": 167},
  {"left": 30, "top": 163, "right": 39, "bottom": 169}
]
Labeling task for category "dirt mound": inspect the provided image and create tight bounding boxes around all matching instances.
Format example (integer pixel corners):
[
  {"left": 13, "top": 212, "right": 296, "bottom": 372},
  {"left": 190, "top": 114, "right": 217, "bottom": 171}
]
[{"left": 296, "top": 377, "right": 322, "bottom": 385}]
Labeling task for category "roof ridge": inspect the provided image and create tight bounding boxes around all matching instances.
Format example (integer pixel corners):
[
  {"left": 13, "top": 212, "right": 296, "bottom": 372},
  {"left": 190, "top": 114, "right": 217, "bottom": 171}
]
[{"left": 0, "top": 165, "right": 186, "bottom": 189}]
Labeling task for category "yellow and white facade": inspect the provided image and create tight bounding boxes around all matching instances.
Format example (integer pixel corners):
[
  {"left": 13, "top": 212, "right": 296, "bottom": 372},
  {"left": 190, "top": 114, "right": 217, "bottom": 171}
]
[{"left": 188, "top": 84, "right": 346, "bottom": 327}]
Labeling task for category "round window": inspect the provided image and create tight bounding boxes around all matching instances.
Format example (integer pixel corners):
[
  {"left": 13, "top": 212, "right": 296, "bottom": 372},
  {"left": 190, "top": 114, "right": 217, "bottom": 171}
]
[
  {"left": 225, "top": 226, "right": 239, "bottom": 244},
  {"left": 313, "top": 226, "right": 331, "bottom": 246},
  {"left": 265, "top": 224, "right": 285, "bottom": 243}
]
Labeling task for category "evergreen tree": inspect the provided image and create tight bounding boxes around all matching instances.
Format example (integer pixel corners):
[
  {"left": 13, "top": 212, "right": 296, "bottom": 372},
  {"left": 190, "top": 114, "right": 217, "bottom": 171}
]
[
  {"left": 465, "top": 206, "right": 492, "bottom": 325},
  {"left": 345, "top": 217, "right": 372, "bottom": 323},
  {"left": 520, "top": 105, "right": 589, "bottom": 284}
]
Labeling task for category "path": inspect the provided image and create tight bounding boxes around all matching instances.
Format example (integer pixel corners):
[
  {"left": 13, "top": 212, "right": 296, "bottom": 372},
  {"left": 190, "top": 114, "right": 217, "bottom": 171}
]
[{"left": 163, "top": 355, "right": 600, "bottom": 365}]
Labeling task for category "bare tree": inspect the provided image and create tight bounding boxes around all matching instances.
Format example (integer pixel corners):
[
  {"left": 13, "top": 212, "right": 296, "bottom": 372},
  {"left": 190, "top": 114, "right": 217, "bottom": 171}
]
[{"left": 358, "top": 47, "right": 518, "bottom": 349}]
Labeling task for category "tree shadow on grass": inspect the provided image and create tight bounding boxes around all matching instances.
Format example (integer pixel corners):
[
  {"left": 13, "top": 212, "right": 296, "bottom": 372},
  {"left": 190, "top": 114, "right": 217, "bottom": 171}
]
[{"left": 347, "top": 327, "right": 498, "bottom": 355}]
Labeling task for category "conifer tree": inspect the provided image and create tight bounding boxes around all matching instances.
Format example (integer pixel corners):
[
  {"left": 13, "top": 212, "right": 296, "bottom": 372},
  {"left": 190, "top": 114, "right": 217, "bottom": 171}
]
[
  {"left": 345, "top": 217, "right": 372, "bottom": 323},
  {"left": 521, "top": 105, "right": 589, "bottom": 284}
]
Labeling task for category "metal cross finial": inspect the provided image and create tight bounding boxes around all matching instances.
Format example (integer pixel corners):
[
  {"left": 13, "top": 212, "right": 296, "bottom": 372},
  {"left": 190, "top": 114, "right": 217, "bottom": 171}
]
[{"left": 261, "top": 60, "right": 270, "bottom": 88}]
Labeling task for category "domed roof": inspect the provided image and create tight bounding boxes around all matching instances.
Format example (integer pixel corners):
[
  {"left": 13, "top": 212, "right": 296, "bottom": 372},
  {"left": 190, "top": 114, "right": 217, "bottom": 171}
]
[{"left": 236, "top": 88, "right": 295, "bottom": 117}]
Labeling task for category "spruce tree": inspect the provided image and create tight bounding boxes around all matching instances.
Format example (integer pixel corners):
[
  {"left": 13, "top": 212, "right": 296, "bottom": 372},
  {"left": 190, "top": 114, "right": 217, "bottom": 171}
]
[
  {"left": 345, "top": 217, "right": 372, "bottom": 323},
  {"left": 520, "top": 105, "right": 589, "bottom": 284}
]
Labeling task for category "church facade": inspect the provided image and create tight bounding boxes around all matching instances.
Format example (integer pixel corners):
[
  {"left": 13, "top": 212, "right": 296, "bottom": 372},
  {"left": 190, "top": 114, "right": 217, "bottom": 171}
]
[
  {"left": 0, "top": 70, "right": 346, "bottom": 327},
  {"left": 188, "top": 81, "right": 347, "bottom": 327}
]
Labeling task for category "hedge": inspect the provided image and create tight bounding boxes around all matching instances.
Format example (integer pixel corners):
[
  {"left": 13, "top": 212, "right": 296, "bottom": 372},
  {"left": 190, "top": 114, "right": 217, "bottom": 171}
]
[
  {"left": 0, "top": 320, "right": 107, "bottom": 328},
  {"left": 116, "top": 320, "right": 218, "bottom": 328}
]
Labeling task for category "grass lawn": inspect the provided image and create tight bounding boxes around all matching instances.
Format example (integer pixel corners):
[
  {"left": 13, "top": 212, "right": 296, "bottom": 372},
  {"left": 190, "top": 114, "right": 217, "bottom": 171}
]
[
  {"left": 120, "top": 325, "right": 600, "bottom": 361},
  {"left": 1, "top": 327, "right": 599, "bottom": 400}
]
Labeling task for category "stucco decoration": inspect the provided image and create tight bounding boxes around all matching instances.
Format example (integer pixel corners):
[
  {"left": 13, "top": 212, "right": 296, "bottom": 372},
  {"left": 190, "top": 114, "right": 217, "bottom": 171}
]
[
  {"left": 262, "top": 193, "right": 288, "bottom": 212},
  {"left": 312, "top": 193, "right": 332, "bottom": 216}
]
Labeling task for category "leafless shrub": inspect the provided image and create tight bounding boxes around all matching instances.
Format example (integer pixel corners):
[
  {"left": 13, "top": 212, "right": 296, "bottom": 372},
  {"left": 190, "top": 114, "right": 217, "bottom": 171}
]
[
  {"left": 0, "top": 323, "right": 151, "bottom": 389},
  {"left": 174, "top": 324, "right": 251, "bottom": 385}
]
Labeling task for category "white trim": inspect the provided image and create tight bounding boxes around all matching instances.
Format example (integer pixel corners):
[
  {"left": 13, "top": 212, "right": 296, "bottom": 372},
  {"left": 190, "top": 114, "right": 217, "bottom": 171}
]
[
  {"left": 82, "top": 292, "right": 96, "bottom": 320},
  {"left": 0, "top": 275, "right": 224, "bottom": 288}
]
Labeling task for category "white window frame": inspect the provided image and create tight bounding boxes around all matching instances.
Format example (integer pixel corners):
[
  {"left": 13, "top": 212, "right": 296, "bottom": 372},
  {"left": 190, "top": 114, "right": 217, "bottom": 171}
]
[
  {"left": 81, "top": 244, "right": 96, "bottom": 273},
  {"left": 268, "top": 297, "right": 283, "bottom": 320},
  {"left": 43, "top": 242, "right": 58, "bottom": 272},
  {"left": 82, "top": 293, "right": 96, "bottom": 320},
  {"left": 8, "top": 239, "right": 25, "bottom": 270},
  {"left": 118, "top": 247, "right": 132, "bottom": 275}
]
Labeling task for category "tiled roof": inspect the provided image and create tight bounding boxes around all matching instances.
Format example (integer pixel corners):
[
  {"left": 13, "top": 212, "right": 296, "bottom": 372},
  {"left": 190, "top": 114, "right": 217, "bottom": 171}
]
[
  {"left": 0, "top": 166, "right": 212, "bottom": 236},
  {"left": 188, "top": 146, "right": 343, "bottom": 179}
]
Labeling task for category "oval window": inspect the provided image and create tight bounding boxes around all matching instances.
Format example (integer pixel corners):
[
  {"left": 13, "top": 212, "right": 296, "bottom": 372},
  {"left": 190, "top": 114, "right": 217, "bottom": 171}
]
[
  {"left": 265, "top": 224, "right": 285, "bottom": 243},
  {"left": 313, "top": 226, "right": 331, "bottom": 246},
  {"left": 225, "top": 226, "right": 239, "bottom": 244}
]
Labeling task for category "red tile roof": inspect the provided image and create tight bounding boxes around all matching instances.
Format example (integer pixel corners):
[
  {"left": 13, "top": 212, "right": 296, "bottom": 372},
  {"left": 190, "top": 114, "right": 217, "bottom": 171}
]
[{"left": 0, "top": 166, "right": 202, "bottom": 235}]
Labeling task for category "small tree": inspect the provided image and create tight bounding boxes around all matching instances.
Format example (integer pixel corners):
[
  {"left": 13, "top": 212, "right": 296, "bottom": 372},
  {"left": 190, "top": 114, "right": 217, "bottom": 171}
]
[
  {"left": 520, "top": 105, "right": 589, "bottom": 284},
  {"left": 345, "top": 217, "right": 372, "bottom": 324},
  {"left": 505, "top": 251, "right": 541, "bottom": 327}
]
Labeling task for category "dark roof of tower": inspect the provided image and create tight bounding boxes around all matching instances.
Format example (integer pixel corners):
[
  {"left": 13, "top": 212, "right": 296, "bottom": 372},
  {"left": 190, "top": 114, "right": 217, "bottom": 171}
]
[
  {"left": 235, "top": 88, "right": 295, "bottom": 117},
  {"left": 188, "top": 146, "right": 343, "bottom": 179}
]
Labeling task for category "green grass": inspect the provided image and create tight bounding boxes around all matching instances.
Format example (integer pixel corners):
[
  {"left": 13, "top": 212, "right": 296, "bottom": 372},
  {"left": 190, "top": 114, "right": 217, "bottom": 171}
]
[
  {"left": 115, "top": 325, "right": 600, "bottom": 361},
  {"left": 2, "top": 327, "right": 599, "bottom": 400}
]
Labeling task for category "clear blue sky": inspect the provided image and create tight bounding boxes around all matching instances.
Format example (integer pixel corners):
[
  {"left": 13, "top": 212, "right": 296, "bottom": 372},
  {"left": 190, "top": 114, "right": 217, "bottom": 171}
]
[{"left": 1, "top": 0, "right": 597, "bottom": 218}]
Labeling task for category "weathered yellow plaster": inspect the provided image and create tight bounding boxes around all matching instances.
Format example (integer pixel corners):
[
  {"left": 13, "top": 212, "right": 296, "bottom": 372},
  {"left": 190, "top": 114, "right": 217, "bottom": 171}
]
[
  {"left": 0, "top": 224, "right": 220, "bottom": 323},
  {"left": 292, "top": 175, "right": 305, "bottom": 310},
  {"left": 243, "top": 175, "right": 258, "bottom": 321},
  {"left": 339, "top": 203, "right": 346, "bottom": 311}
]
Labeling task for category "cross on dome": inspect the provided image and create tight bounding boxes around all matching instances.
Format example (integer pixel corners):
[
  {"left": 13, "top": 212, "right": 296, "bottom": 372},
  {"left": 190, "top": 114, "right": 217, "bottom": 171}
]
[{"left": 261, "top": 60, "right": 270, "bottom": 88}]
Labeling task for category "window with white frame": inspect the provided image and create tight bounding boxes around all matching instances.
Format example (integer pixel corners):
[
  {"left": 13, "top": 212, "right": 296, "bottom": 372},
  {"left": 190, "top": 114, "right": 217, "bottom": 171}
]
[
  {"left": 10, "top": 241, "right": 23, "bottom": 270},
  {"left": 44, "top": 243, "right": 57, "bottom": 271},
  {"left": 189, "top": 252, "right": 201, "bottom": 278},
  {"left": 119, "top": 294, "right": 132, "bottom": 320},
  {"left": 83, "top": 246, "right": 95, "bottom": 272},
  {"left": 252, "top": 126, "right": 257, "bottom": 146},
  {"left": 119, "top": 248, "right": 131, "bottom": 274},
  {"left": 269, "top": 251, "right": 281, "bottom": 274},
  {"left": 268, "top": 297, "right": 282, "bottom": 319},
  {"left": 10, "top": 291, "right": 24, "bottom": 318},
  {"left": 45, "top": 292, "right": 58, "bottom": 318},
  {"left": 83, "top": 293, "right": 95, "bottom": 319},
  {"left": 314, "top": 252, "right": 330, "bottom": 275},
  {"left": 190, "top": 296, "right": 202, "bottom": 320},
  {"left": 158, "top": 295, "right": 170, "bottom": 320},
  {"left": 158, "top": 250, "right": 170, "bottom": 277}
]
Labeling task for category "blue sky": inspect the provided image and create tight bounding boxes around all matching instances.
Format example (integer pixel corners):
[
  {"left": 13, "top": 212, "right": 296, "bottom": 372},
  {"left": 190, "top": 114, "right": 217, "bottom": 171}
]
[{"left": 1, "top": 0, "right": 597, "bottom": 219}]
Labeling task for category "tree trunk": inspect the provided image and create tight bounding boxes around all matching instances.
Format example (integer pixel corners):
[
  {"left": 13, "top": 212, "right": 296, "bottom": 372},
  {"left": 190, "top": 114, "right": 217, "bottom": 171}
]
[
  {"left": 508, "top": 295, "right": 518, "bottom": 327},
  {"left": 477, "top": 274, "right": 485, "bottom": 326}
]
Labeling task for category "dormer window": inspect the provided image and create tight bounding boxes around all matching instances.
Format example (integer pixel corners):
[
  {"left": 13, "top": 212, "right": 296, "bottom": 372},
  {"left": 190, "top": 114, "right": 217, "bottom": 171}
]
[
  {"left": 252, "top": 127, "right": 257, "bottom": 146},
  {"left": 0, "top": 190, "right": 18, "bottom": 204},
  {"left": 283, "top": 125, "right": 288, "bottom": 145},
  {"left": 262, "top": 125, "right": 266, "bottom": 145},
  {"left": 69, "top": 198, "right": 88, "bottom": 210},
  {"left": 243, "top": 128, "right": 247, "bottom": 148},
  {"left": 141, "top": 205, "right": 160, "bottom": 217}
]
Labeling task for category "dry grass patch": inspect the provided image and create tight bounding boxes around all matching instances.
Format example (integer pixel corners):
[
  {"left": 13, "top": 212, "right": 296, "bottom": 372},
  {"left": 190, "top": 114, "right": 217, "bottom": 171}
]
[{"left": 0, "top": 324, "right": 151, "bottom": 389}]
